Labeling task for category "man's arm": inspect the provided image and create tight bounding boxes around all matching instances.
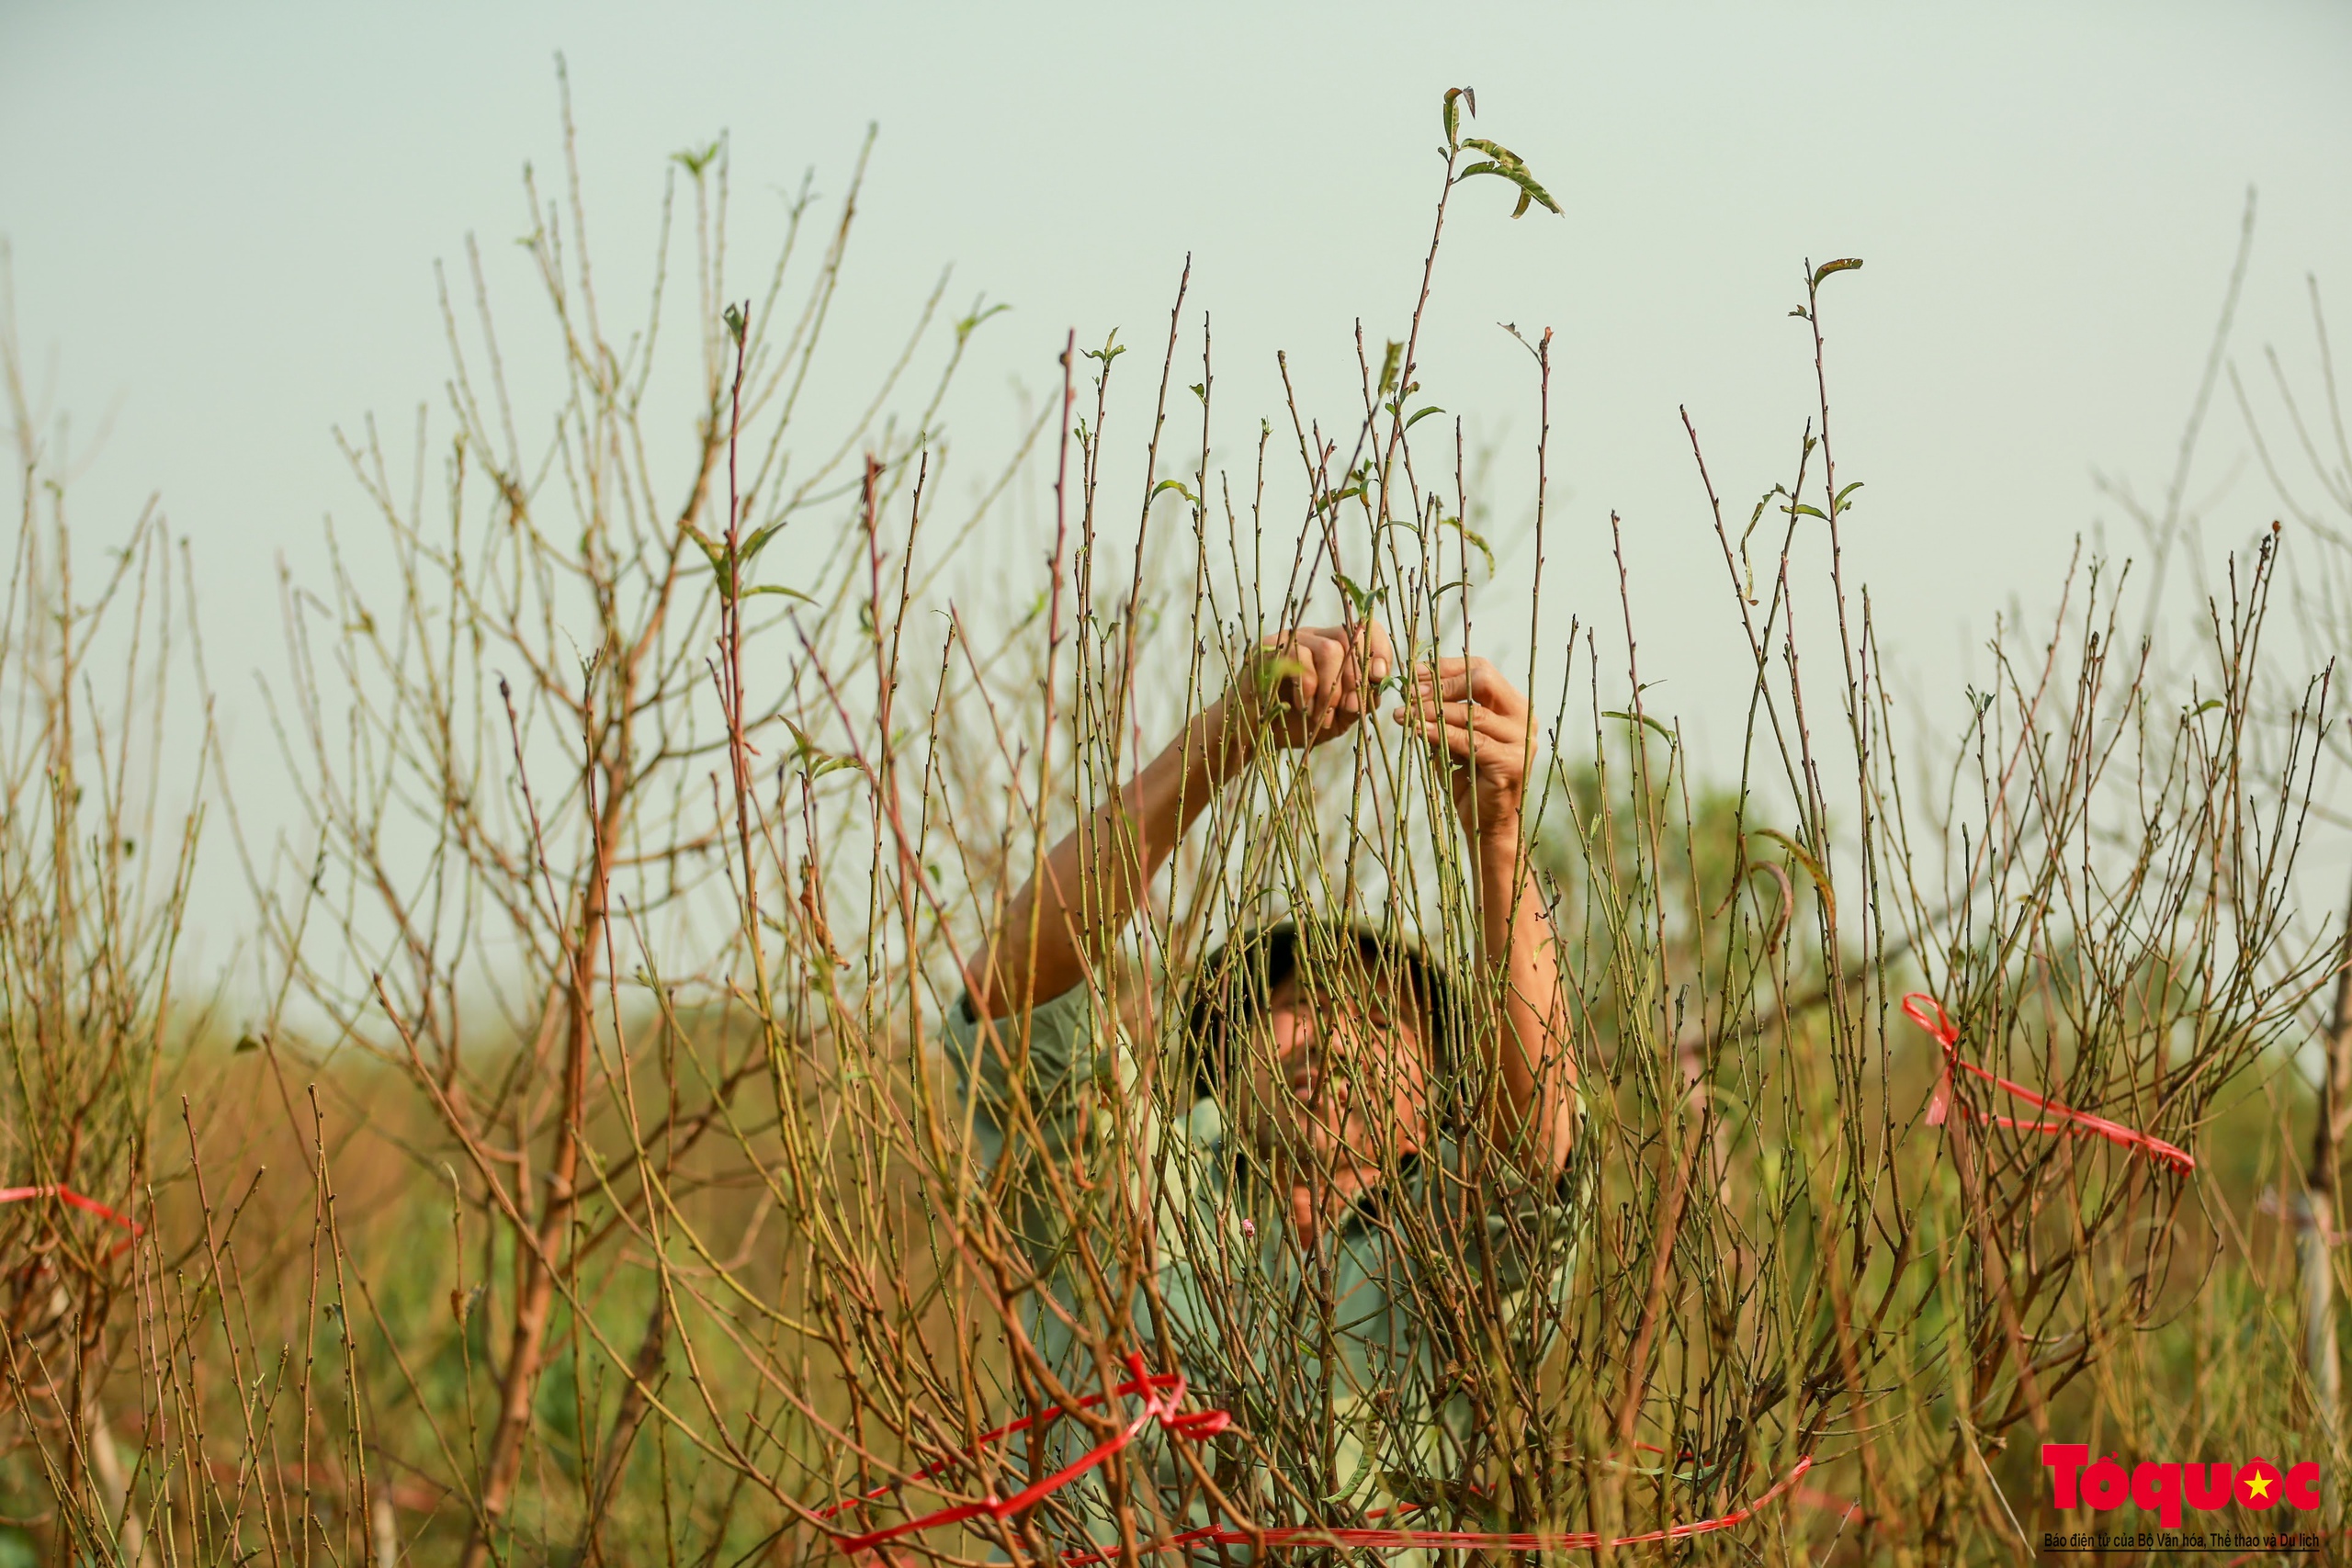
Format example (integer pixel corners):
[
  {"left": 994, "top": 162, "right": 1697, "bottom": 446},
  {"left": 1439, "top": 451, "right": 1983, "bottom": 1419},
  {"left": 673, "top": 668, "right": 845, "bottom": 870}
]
[
  {"left": 965, "top": 624, "right": 1392, "bottom": 1021},
  {"left": 964, "top": 707, "right": 1240, "bottom": 1021},
  {"left": 1399, "top": 657, "right": 1579, "bottom": 1174}
]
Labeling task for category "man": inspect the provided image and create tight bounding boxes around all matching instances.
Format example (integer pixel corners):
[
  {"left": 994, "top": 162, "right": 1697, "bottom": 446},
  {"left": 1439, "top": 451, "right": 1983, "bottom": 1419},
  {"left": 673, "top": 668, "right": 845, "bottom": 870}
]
[{"left": 944, "top": 620, "right": 1585, "bottom": 1554}]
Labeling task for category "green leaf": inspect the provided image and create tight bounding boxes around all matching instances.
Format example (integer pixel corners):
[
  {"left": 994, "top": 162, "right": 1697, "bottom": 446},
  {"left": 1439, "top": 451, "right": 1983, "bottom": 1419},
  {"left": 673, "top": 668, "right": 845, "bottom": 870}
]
[
  {"left": 684, "top": 523, "right": 725, "bottom": 578},
  {"left": 784, "top": 720, "right": 858, "bottom": 780},
  {"left": 722, "top": 302, "right": 748, "bottom": 345},
  {"left": 1789, "top": 503, "right": 1827, "bottom": 520},
  {"left": 1083, "top": 331, "right": 1125, "bottom": 365},
  {"left": 741, "top": 519, "right": 786, "bottom": 564},
  {"left": 1333, "top": 571, "right": 1386, "bottom": 616},
  {"left": 1751, "top": 829, "right": 1837, "bottom": 931},
  {"left": 1442, "top": 86, "right": 1475, "bottom": 148},
  {"left": 1403, "top": 404, "right": 1447, "bottom": 431},
  {"left": 1457, "top": 155, "right": 1560, "bottom": 218},
  {"left": 1439, "top": 515, "right": 1496, "bottom": 573},
  {"left": 1189, "top": 381, "right": 1206, "bottom": 401},
  {"left": 1831, "top": 480, "right": 1864, "bottom": 515},
  {"left": 955, "top": 300, "right": 1011, "bottom": 342},
  {"left": 1811, "top": 257, "right": 1864, "bottom": 286},
  {"left": 2188, "top": 697, "right": 2223, "bottom": 716},
  {"left": 1378, "top": 341, "right": 1404, "bottom": 397},
  {"left": 742, "top": 584, "right": 813, "bottom": 603},
  {"left": 672, "top": 141, "right": 720, "bottom": 178},
  {"left": 1150, "top": 478, "right": 1198, "bottom": 505},
  {"left": 1255, "top": 655, "right": 1310, "bottom": 696},
  {"left": 1745, "top": 861, "right": 1796, "bottom": 953},
  {"left": 1318, "top": 484, "right": 1364, "bottom": 511},
  {"left": 1601, "top": 709, "right": 1677, "bottom": 746}
]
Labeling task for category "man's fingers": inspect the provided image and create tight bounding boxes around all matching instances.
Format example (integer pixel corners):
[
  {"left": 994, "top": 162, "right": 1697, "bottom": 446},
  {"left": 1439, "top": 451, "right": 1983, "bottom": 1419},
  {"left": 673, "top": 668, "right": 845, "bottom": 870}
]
[
  {"left": 1310, "top": 637, "right": 1349, "bottom": 727},
  {"left": 1313, "top": 623, "right": 1391, "bottom": 695},
  {"left": 1401, "top": 694, "right": 1521, "bottom": 737},
  {"left": 1279, "top": 622, "right": 1393, "bottom": 682},
  {"left": 1396, "top": 696, "right": 1525, "bottom": 741},
  {"left": 1403, "top": 712, "right": 1521, "bottom": 756},
  {"left": 1411, "top": 657, "right": 1525, "bottom": 711},
  {"left": 1265, "top": 624, "right": 1404, "bottom": 741},
  {"left": 1413, "top": 717, "right": 1482, "bottom": 761}
]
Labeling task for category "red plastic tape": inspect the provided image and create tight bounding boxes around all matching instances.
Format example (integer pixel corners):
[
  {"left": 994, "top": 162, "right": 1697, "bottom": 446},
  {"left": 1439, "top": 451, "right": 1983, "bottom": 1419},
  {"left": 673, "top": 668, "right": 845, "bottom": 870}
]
[
  {"left": 0, "top": 1183, "right": 144, "bottom": 1259},
  {"left": 816, "top": 1356, "right": 1228, "bottom": 1552},
  {"left": 1057, "top": 1456, "right": 1814, "bottom": 1562},
  {"left": 1904, "top": 993, "right": 2193, "bottom": 1175},
  {"left": 820, "top": 1353, "right": 1810, "bottom": 1556}
]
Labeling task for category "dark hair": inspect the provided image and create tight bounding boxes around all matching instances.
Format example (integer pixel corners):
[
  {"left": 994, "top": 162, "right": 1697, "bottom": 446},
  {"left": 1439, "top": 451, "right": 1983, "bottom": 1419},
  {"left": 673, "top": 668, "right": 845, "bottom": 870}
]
[{"left": 1182, "top": 918, "right": 1455, "bottom": 1102}]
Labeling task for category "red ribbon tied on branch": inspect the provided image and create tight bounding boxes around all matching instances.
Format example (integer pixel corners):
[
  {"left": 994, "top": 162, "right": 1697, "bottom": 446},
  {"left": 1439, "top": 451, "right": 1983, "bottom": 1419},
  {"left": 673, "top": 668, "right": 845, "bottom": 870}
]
[
  {"left": 816, "top": 1355, "right": 1229, "bottom": 1552},
  {"left": 0, "top": 1183, "right": 144, "bottom": 1260},
  {"left": 819, "top": 1352, "right": 1814, "bottom": 1557},
  {"left": 1057, "top": 1456, "right": 1816, "bottom": 1562},
  {"left": 1903, "top": 993, "right": 2194, "bottom": 1176}
]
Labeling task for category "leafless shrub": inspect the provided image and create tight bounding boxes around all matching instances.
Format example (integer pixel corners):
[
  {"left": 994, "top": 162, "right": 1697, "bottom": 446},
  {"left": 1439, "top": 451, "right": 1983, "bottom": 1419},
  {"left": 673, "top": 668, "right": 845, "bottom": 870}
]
[{"left": 2, "top": 85, "right": 2341, "bottom": 1568}]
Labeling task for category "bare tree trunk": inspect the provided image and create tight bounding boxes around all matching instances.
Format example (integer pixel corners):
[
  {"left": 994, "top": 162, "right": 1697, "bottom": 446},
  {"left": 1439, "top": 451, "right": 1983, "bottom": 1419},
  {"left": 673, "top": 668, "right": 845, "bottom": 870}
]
[
  {"left": 81, "top": 1393, "right": 156, "bottom": 1568},
  {"left": 576, "top": 1293, "right": 668, "bottom": 1566},
  {"left": 370, "top": 1493, "right": 399, "bottom": 1568},
  {"left": 457, "top": 764, "right": 622, "bottom": 1568},
  {"left": 2300, "top": 877, "right": 2352, "bottom": 1522},
  {"left": 2297, "top": 1185, "right": 2340, "bottom": 1398}
]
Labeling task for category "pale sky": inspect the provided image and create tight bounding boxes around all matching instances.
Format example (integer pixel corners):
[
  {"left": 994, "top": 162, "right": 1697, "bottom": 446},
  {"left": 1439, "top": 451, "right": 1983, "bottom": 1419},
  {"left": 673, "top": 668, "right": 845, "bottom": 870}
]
[{"left": 6, "top": 0, "right": 2349, "bottom": 964}]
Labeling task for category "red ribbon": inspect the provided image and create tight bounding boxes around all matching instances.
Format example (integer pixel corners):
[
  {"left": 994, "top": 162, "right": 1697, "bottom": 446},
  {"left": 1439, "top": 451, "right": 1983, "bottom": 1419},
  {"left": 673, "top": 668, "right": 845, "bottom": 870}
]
[
  {"left": 1904, "top": 993, "right": 2194, "bottom": 1175},
  {"left": 0, "top": 1183, "right": 144, "bottom": 1259},
  {"left": 816, "top": 1356, "right": 1229, "bottom": 1552},
  {"left": 820, "top": 1354, "right": 1812, "bottom": 1557},
  {"left": 1057, "top": 1456, "right": 1815, "bottom": 1562}
]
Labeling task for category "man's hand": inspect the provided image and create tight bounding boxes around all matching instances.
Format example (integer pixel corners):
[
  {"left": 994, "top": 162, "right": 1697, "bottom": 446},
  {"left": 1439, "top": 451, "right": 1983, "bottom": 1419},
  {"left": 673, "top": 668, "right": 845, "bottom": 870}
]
[
  {"left": 1220, "top": 622, "right": 1395, "bottom": 755},
  {"left": 1396, "top": 656, "right": 1535, "bottom": 837},
  {"left": 963, "top": 622, "right": 1391, "bottom": 1021}
]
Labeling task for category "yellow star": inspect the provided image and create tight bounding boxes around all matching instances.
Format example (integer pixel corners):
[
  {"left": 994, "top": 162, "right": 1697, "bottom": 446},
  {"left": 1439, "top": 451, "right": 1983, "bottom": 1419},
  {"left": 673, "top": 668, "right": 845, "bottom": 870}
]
[{"left": 2246, "top": 1472, "right": 2275, "bottom": 1503}]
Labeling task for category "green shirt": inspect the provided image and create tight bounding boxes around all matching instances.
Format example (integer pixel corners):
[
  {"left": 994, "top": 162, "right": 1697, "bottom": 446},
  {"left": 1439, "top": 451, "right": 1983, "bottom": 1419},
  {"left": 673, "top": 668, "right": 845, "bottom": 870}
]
[{"left": 942, "top": 981, "right": 1590, "bottom": 1557}]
